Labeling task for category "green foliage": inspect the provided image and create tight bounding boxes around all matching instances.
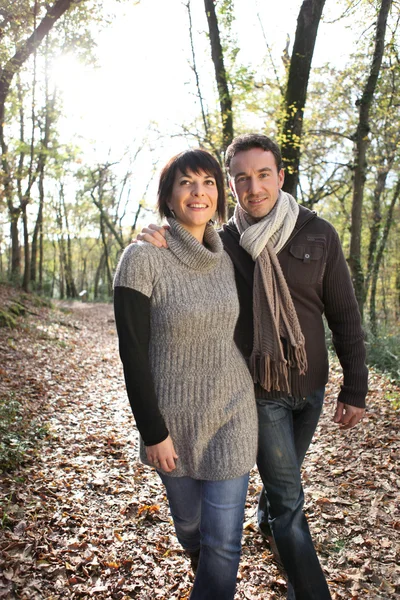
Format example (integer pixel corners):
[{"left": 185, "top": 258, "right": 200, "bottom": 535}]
[
  {"left": 24, "top": 292, "right": 53, "bottom": 309},
  {"left": 385, "top": 389, "right": 400, "bottom": 410},
  {"left": 364, "top": 324, "right": 400, "bottom": 384},
  {"left": 0, "top": 310, "right": 17, "bottom": 329},
  {"left": 0, "top": 394, "right": 49, "bottom": 473}
]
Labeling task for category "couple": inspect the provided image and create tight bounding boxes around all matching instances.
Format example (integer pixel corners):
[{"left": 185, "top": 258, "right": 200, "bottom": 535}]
[{"left": 114, "top": 134, "right": 368, "bottom": 599}]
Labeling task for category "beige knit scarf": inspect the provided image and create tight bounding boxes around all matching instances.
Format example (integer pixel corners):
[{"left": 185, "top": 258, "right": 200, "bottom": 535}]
[{"left": 233, "top": 190, "right": 307, "bottom": 392}]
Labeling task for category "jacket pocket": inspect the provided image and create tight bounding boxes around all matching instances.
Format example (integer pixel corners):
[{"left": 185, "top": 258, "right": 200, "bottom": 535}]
[{"left": 287, "top": 244, "right": 325, "bottom": 285}]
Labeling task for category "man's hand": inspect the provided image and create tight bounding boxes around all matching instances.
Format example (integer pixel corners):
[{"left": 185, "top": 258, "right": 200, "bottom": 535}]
[
  {"left": 135, "top": 224, "right": 169, "bottom": 248},
  {"left": 146, "top": 435, "right": 178, "bottom": 472},
  {"left": 333, "top": 401, "right": 365, "bottom": 430}
]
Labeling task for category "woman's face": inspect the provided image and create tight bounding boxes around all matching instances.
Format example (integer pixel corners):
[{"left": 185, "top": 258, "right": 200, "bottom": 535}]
[{"left": 168, "top": 169, "right": 218, "bottom": 239}]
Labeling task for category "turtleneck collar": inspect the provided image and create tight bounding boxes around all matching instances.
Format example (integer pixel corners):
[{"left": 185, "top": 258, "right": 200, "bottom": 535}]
[{"left": 165, "top": 218, "right": 223, "bottom": 271}]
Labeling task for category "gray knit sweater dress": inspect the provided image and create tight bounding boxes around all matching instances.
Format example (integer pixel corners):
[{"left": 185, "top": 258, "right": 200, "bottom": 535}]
[{"left": 113, "top": 219, "right": 258, "bottom": 481}]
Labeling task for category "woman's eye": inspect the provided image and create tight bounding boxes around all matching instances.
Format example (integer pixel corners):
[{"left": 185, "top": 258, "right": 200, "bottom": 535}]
[{"left": 205, "top": 179, "right": 215, "bottom": 185}]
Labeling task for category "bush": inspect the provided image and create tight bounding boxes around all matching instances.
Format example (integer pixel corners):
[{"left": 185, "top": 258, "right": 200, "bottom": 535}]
[
  {"left": 0, "top": 394, "right": 48, "bottom": 472},
  {"left": 0, "top": 309, "right": 16, "bottom": 328},
  {"left": 364, "top": 323, "right": 400, "bottom": 384},
  {"left": 324, "top": 317, "right": 400, "bottom": 385}
]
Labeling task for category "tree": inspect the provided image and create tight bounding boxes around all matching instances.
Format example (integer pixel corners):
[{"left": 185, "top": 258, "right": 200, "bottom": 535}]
[
  {"left": 0, "top": 0, "right": 83, "bottom": 281},
  {"left": 203, "top": 0, "right": 233, "bottom": 156},
  {"left": 279, "top": 0, "right": 326, "bottom": 197},
  {"left": 348, "top": 0, "right": 392, "bottom": 316}
]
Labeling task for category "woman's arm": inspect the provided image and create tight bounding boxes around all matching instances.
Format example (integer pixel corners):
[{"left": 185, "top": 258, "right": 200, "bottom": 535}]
[
  {"left": 114, "top": 287, "right": 178, "bottom": 471},
  {"left": 114, "top": 286, "right": 169, "bottom": 444},
  {"left": 113, "top": 245, "right": 178, "bottom": 471}
]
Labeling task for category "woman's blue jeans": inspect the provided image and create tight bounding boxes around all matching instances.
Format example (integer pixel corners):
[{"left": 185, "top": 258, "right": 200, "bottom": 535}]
[
  {"left": 158, "top": 472, "right": 249, "bottom": 600},
  {"left": 257, "top": 388, "right": 332, "bottom": 599}
]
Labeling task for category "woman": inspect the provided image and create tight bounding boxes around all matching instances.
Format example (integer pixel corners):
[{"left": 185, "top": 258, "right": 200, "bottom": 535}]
[{"left": 113, "top": 149, "right": 257, "bottom": 599}]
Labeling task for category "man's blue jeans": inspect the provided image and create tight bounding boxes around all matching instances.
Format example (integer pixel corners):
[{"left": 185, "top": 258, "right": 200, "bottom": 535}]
[
  {"left": 257, "top": 388, "right": 332, "bottom": 600},
  {"left": 158, "top": 472, "right": 249, "bottom": 600}
]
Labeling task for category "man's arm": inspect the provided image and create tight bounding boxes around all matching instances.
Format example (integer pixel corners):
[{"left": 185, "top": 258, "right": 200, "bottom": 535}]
[
  {"left": 135, "top": 224, "right": 169, "bottom": 248},
  {"left": 322, "top": 227, "right": 368, "bottom": 428}
]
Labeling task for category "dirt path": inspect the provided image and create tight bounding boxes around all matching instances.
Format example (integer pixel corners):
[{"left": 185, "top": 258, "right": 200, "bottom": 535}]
[{"left": 0, "top": 294, "right": 398, "bottom": 599}]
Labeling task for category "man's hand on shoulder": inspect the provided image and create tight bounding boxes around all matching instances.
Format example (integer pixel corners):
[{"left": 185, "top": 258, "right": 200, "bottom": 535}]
[
  {"left": 333, "top": 401, "right": 365, "bottom": 430},
  {"left": 132, "top": 224, "right": 169, "bottom": 248}
]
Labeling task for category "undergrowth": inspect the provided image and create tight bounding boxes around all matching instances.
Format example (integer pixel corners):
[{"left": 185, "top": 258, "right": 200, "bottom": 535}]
[
  {"left": 0, "top": 393, "right": 48, "bottom": 473},
  {"left": 364, "top": 326, "right": 400, "bottom": 386},
  {"left": 325, "top": 318, "right": 400, "bottom": 387}
]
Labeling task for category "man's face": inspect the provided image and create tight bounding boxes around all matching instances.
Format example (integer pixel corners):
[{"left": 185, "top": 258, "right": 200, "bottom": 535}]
[{"left": 229, "top": 148, "right": 285, "bottom": 220}]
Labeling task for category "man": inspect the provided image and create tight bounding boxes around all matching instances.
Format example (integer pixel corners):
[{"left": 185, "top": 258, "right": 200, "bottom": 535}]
[{"left": 136, "top": 134, "right": 368, "bottom": 599}]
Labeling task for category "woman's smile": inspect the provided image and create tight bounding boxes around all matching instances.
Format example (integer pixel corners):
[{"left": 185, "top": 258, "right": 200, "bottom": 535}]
[{"left": 168, "top": 169, "right": 218, "bottom": 241}]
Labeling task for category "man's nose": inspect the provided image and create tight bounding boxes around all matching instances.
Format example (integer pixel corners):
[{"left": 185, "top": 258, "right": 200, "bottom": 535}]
[{"left": 248, "top": 176, "right": 262, "bottom": 195}]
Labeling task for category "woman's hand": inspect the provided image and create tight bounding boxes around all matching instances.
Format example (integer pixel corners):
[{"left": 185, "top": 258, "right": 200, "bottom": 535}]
[{"left": 146, "top": 435, "right": 178, "bottom": 472}]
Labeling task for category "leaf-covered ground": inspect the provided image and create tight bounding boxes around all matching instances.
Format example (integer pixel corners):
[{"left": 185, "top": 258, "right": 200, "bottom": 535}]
[{"left": 0, "top": 285, "right": 399, "bottom": 599}]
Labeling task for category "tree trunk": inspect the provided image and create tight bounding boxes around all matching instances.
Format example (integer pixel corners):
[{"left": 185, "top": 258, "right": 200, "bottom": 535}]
[
  {"left": 349, "top": 0, "right": 392, "bottom": 317},
  {"left": 99, "top": 214, "right": 113, "bottom": 297},
  {"left": 9, "top": 210, "right": 21, "bottom": 282},
  {"left": 131, "top": 203, "right": 142, "bottom": 235},
  {"left": 80, "top": 257, "right": 87, "bottom": 294},
  {"left": 369, "top": 177, "right": 400, "bottom": 335},
  {"left": 58, "top": 237, "right": 65, "bottom": 300},
  {"left": 31, "top": 36, "right": 53, "bottom": 290},
  {"left": 60, "top": 185, "right": 78, "bottom": 298},
  {"left": 280, "top": 0, "right": 326, "bottom": 197},
  {"left": 364, "top": 168, "right": 389, "bottom": 299},
  {"left": 51, "top": 240, "right": 57, "bottom": 298},
  {"left": 31, "top": 194, "right": 43, "bottom": 286},
  {"left": 94, "top": 252, "right": 105, "bottom": 300},
  {"left": 203, "top": 0, "right": 233, "bottom": 154},
  {"left": 21, "top": 204, "right": 30, "bottom": 292}
]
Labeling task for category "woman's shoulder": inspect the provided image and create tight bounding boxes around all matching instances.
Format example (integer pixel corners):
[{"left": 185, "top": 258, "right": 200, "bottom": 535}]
[
  {"left": 222, "top": 249, "right": 235, "bottom": 272},
  {"left": 120, "top": 241, "right": 168, "bottom": 267},
  {"left": 113, "top": 242, "right": 165, "bottom": 292}
]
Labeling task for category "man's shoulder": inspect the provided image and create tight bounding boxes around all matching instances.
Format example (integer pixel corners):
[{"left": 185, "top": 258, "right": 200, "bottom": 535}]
[
  {"left": 218, "top": 220, "right": 239, "bottom": 245},
  {"left": 297, "top": 205, "right": 338, "bottom": 237}
]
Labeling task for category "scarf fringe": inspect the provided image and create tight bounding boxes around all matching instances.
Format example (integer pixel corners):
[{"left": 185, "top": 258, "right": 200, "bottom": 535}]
[
  {"left": 250, "top": 344, "right": 308, "bottom": 392},
  {"left": 249, "top": 354, "right": 290, "bottom": 393},
  {"left": 287, "top": 344, "right": 308, "bottom": 376}
]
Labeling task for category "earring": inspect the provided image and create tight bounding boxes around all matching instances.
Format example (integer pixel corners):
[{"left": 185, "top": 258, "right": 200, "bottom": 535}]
[{"left": 170, "top": 209, "right": 176, "bottom": 218}]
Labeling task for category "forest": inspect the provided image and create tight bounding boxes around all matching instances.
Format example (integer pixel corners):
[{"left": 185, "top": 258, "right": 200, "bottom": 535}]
[
  {"left": 0, "top": 0, "right": 400, "bottom": 375},
  {"left": 0, "top": 0, "right": 399, "bottom": 376},
  {"left": 0, "top": 1, "right": 399, "bottom": 598}
]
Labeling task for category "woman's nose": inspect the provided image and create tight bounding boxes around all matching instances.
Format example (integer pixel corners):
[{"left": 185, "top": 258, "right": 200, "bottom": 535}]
[{"left": 192, "top": 183, "right": 205, "bottom": 196}]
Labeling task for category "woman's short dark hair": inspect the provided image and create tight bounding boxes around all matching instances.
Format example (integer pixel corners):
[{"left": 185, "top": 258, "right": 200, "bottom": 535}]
[
  {"left": 225, "top": 133, "right": 283, "bottom": 172},
  {"left": 157, "top": 149, "right": 226, "bottom": 222}
]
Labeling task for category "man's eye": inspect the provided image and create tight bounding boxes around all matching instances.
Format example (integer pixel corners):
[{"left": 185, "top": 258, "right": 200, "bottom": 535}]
[{"left": 236, "top": 176, "right": 246, "bottom": 183}]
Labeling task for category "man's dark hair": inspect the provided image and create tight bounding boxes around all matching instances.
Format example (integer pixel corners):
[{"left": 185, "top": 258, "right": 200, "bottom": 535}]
[
  {"left": 158, "top": 149, "right": 226, "bottom": 222},
  {"left": 225, "top": 133, "right": 283, "bottom": 173}
]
